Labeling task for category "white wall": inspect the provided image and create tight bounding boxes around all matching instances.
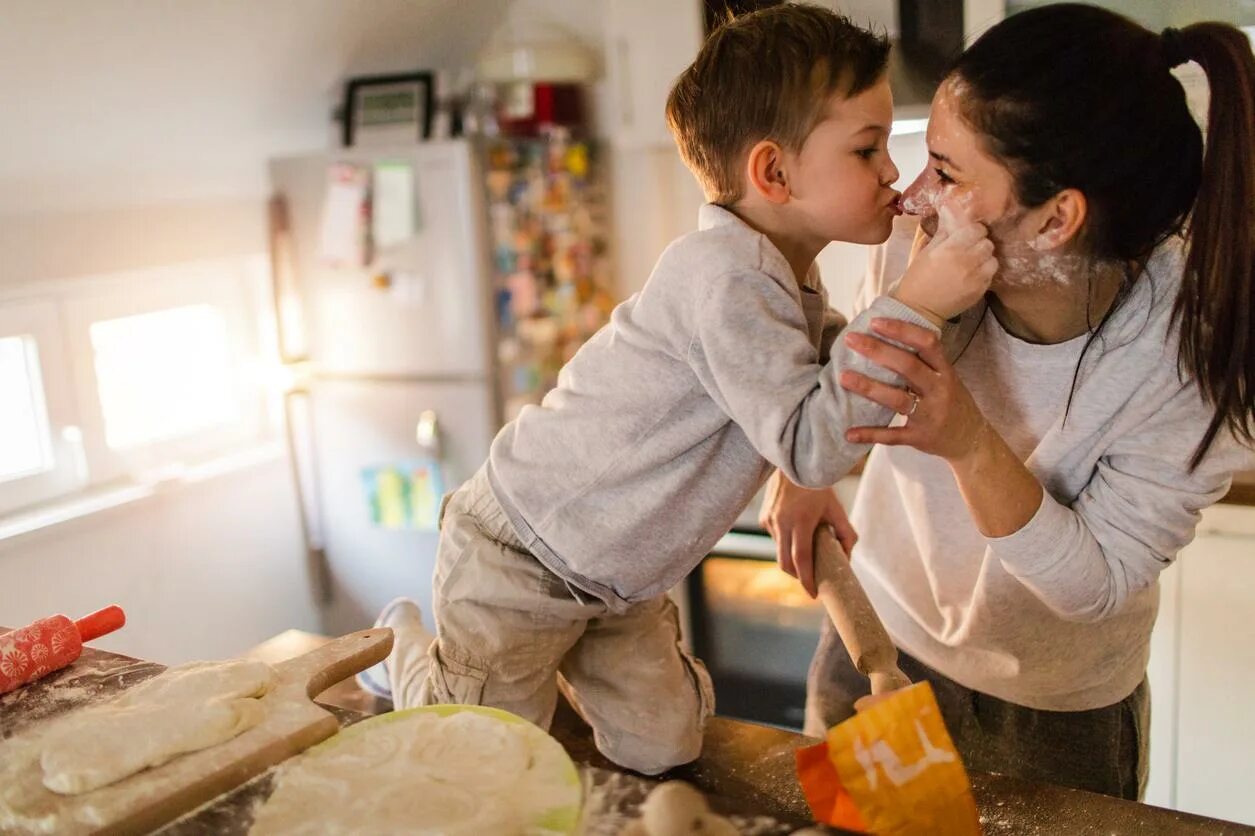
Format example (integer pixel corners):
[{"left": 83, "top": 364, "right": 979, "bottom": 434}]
[
  {"left": 0, "top": 456, "right": 319, "bottom": 664},
  {"left": 0, "top": 0, "right": 524, "bottom": 218}
]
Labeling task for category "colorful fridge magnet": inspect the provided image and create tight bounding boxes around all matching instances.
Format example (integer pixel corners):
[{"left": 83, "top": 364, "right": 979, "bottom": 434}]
[{"left": 361, "top": 458, "right": 446, "bottom": 531}]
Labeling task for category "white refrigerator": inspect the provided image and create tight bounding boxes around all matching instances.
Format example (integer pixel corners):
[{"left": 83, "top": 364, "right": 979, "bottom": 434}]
[{"left": 269, "top": 141, "right": 499, "bottom": 637}]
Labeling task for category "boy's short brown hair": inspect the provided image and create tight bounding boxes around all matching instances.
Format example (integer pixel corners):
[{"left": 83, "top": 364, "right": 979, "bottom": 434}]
[{"left": 666, "top": 3, "right": 890, "bottom": 204}]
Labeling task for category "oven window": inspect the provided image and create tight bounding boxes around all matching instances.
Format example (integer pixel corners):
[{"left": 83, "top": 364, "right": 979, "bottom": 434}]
[{"left": 689, "top": 553, "right": 825, "bottom": 730}]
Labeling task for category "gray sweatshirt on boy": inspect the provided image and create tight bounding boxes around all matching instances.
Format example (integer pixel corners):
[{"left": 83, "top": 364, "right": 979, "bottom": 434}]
[{"left": 486, "top": 204, "right": 935, "bottom": 611}]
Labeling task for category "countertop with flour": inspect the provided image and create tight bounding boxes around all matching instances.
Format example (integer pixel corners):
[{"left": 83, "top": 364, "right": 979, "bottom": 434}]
[{"left": 2, "top": 630, "right": 1251, "bottom": 835}]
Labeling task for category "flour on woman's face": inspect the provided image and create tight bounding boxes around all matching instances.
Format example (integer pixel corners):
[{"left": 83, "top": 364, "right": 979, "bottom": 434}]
[
  {"left": 995, "top": 238, "right": 1086, "bottom": 289},
  {"left": 900, "top": 78, "right": 1080, "bottom": 290}
]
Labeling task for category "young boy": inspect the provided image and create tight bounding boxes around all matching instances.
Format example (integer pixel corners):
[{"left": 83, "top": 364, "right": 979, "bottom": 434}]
[{"left": 359, "top": 4, "right": 995, "bottom": 774}]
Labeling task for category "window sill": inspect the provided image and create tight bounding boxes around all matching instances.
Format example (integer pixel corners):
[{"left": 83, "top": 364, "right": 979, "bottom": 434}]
[{"left": 0, "top": 441, "right": 287, "bottom": 545}]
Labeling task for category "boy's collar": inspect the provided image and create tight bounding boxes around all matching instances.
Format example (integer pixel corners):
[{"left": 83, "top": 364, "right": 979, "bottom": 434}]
[
  {"left": 698, "top": 203, "right": 742, "bottom": 231},
  {"left": 697, "top": 203, "right": 823, "bottom": 291}
]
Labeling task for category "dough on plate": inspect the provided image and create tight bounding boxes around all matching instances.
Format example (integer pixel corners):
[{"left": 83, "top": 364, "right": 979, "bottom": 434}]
[{"left": 249, "top": 707, "right": 581, "bottom": 836}]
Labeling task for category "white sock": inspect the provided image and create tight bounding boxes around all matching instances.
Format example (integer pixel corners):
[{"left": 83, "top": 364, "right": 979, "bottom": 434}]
[{"left": 385, "top": 602, "right": 434, "bottom": 709}]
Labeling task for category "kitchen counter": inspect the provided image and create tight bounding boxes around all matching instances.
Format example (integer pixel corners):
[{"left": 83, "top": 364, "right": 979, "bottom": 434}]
[
  {"left": 1225, "top": 470, "right": 1255, "bottom": 506},
  {"left": 2, "top": 629, "right": 1251, "bottom": 835}
]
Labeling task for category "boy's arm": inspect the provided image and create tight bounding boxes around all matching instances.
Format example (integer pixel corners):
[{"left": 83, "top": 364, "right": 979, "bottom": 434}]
[
  {"left": 816, "top": 289, "right": 847, "bottom": 364},
  {"left": 689, "top": 268, "right": 939, "bottom": 488}
]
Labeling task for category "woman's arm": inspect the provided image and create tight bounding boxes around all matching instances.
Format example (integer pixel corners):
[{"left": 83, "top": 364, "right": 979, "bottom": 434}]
[
  {"left": 842, "top": 318, "right": 1246, "bottom": 622},
  {"left": 840, "top": 323, "right": 1044, "bottom": 538}
]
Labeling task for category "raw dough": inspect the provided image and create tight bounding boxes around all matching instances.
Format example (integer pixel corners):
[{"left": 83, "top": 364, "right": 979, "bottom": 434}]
[
  {"left": 249, "top": 707, "right": 581, "bottom": 836},
  {"left": 641, "top": 781, "right": 708, "bottom": 836},
  {"left": 39, "top": 660, "right": 275, "bottom": 794},
  {"left": 639, "top": 781, "right": 738, "bottom": 836}
]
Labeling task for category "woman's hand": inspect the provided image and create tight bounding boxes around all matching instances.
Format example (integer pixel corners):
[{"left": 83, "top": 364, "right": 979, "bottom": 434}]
[
  {"left": 842, "top": 318, "right": 1048, "bottom": 540},
  {"left": 759, "top": 470, "right": 858, "bottom": 598},
  {"left": 840, "top": 318, "right": 990, "bottom": 462}
]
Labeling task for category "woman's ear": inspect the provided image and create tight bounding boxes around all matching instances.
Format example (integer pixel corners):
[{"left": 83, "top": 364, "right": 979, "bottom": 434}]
[
  {"left": 745, "top": 140, "right": 791, "bottom": 204},
  {"left": 1031, "top": 188, "right": 1087, "bottom": 250}
]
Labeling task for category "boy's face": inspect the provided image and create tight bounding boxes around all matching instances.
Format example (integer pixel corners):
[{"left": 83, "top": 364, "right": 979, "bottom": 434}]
[{"left": 783, "top": 76, "right": 901, "bottom": 246}]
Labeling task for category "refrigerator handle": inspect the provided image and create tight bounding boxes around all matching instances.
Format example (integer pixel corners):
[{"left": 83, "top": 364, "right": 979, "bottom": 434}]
[
  {"left": 415, "top": 410, "right": 442, "bottom": 460},
  {"left": 283, "top": 387, "right": 333, "bottom": 606}
]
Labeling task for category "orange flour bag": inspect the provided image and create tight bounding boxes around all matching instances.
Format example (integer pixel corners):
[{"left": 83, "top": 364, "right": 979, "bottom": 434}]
[{"left": 796, "top": 682, "right": 981, "bottom": 835}]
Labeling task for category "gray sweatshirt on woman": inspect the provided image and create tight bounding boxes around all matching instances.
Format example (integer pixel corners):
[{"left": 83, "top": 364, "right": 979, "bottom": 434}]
[
  {"left": 486, "top": 204, "right": 935, "bottom": 611},
  {"left": 849, "top": 216, "right": 1253, "bottom": 710}
]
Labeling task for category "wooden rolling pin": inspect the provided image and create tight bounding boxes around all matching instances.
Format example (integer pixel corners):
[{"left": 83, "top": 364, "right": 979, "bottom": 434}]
[{"left": 813, "top": 527, "right": 910, "bottom": 696}]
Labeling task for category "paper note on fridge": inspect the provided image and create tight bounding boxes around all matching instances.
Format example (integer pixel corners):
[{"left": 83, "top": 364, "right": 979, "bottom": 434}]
[
  {"left": 372, "top": 162, "right": 418, "bottom": 249},
  {"left": 319, "top": 163, "right": 371, "bottom": 267}
]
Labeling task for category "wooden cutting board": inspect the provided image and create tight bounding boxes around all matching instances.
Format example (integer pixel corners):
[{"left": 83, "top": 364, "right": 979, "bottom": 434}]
[{"left": 0, "top": 627, "right": 392, "bottom": 836}]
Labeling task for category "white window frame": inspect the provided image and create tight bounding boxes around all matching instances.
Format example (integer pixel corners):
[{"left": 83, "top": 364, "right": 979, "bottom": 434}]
[
  {"left": 60, "top": 258, "right": 271, "bottom": 487},
  {"left": 0, "top": 298, "right": 85, "bottom": 514}
]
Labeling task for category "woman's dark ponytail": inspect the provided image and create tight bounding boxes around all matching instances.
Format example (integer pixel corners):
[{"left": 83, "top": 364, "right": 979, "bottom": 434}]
[{"left": 1169, "top": 23, "right": 1255, "bottom": 467}]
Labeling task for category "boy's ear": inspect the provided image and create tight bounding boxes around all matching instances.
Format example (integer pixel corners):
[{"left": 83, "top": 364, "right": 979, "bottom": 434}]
[
  {"left": 745, "top": 140, "right": 791, "bottom": 204},
  {"left": 1031, "top": 188, "right": 1087, "bottom": 251}
]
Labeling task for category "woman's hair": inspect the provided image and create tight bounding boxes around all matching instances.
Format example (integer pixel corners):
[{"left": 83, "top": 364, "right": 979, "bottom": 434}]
[{"left": 951, "top": 4, "right": 1254, "bottom": 468}]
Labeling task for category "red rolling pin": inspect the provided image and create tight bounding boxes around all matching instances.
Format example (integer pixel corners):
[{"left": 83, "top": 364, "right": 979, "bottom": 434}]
[{"left": 0, "top": 605, "right": 126, "bottom": 694}]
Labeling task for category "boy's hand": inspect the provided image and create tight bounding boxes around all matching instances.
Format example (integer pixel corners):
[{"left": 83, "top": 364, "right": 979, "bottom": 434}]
[
  {"left": 759, "top": 469, "right": 858, "bottom": 598},
  {"left": 891, "top": 205, "right": 997, "bottom": 325}
]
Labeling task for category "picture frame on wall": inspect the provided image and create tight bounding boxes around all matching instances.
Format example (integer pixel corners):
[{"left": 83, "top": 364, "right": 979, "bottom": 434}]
[{"left": 341, "top": 72, "right": 435, "bottom": 148}]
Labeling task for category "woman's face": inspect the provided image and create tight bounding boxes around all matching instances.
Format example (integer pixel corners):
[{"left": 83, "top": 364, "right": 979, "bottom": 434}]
[
  {"left": 901, "top": 79, "right": 1023, "bottom": 238},
  {"left": 900, "top": 78, "right": 1069, "bottom": 287}
]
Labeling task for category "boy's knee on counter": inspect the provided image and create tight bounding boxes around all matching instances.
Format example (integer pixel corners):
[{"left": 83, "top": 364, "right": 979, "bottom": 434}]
[{"left": 600, "top": 719, "right": 706, "bottom": 776}]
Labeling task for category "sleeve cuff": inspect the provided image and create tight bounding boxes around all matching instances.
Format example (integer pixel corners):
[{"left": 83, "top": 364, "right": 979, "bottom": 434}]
[
  {"left": 863, "top": 295, "right": 942, "bottom": 334},
  {"left": 985, "top": 489, "right": 1074, "bottom": 578}
]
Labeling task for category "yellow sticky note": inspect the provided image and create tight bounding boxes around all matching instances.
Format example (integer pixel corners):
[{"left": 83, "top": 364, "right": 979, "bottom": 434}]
[{"left": 376, "top": 468, "right": 407, "bottom": 529}]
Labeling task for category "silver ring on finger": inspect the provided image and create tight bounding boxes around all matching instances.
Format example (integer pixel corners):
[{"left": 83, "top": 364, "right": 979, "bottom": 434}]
[{"left": 906, "top": 391, "right": 921, "bottom": 417}]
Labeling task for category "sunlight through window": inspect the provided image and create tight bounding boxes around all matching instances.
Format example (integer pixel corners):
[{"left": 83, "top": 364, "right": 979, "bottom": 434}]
[
  {"left": 90, "top": 305, "right": 239, "bottom": 450},
  {"left": 0, "top": 335, "right": 54, "bottom": 482}
]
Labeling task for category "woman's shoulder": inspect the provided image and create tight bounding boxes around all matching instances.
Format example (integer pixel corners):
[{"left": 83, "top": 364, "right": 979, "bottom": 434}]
[{"left": 1095, "top": 236, "right": 1187, "bottom": 353}]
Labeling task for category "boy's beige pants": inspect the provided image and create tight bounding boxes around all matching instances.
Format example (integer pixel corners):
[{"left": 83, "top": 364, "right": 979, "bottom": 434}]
[{"left": 393, "top": 467, "right": 715, "bottom": 775}]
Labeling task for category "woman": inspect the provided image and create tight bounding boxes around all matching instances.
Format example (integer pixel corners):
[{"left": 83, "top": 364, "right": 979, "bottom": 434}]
[{"left": 761, "top": 4, "right": 1255, "bottom": 800}]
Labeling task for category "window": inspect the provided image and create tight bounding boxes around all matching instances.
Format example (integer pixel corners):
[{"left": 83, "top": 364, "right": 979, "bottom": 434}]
[
  {"left": 61, "top": 257, "right": 273, "bottom": 486},
  {"left": 0, "top": 299, "right": 82, "bottom": 516},
  {"left": 90, "top": 304, "right": 239, "bottom": 450},
  {"left": 0, "top": 335, "right": 54, "bottom": 482},
  {"left": 0, "top": 256, "right": 276, "bottom": 519}
]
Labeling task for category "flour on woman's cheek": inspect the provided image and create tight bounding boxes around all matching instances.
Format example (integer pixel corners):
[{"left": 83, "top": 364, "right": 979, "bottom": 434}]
[
  {"left": 984, "top": 210, "right": 1084, "bottom": 289},
  {"left": 995, "top": 240, "right": 1082, "bottom": 288}
]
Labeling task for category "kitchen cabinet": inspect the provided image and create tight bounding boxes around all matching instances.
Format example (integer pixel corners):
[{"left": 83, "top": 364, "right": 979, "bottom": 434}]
[
  {"left": 1143, "top": 549, "right": 1180, "bottom": 810},
  {"left": 1172, "top": 503, "right": 1255, "bottom": 825},
  {"left": 603, "top": 0, "right": 704, "bottom": 148}
]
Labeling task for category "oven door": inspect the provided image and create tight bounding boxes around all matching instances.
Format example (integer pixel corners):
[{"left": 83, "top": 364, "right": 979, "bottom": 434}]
[{"left": 687, "top": 528, "right": 826, "bottom": 731}]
